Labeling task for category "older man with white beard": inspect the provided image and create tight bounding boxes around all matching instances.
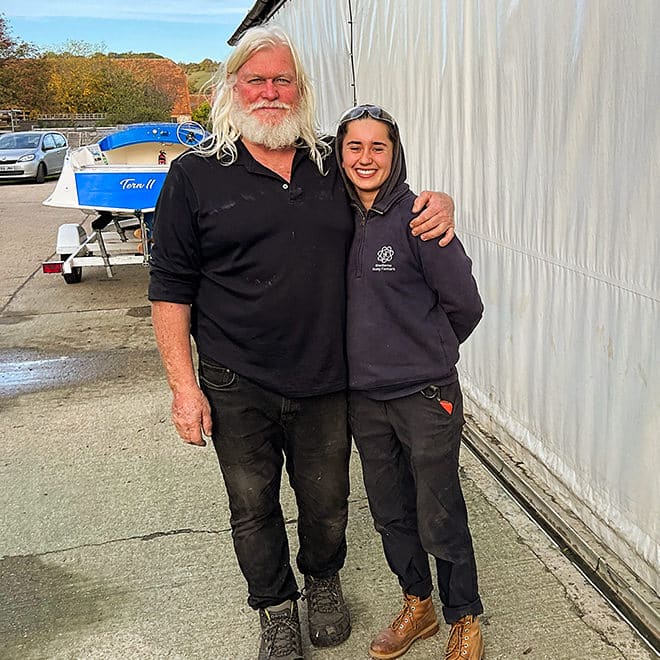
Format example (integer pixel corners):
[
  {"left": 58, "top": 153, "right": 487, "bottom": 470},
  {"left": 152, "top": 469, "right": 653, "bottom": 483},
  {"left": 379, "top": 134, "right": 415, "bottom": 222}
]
[{"left": 149, "top": 25, "right": 455, "bottom": 660}]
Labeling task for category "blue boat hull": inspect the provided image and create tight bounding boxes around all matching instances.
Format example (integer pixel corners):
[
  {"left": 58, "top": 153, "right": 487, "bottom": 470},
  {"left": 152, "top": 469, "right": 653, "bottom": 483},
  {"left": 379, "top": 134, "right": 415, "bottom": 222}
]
[
  {"left": 43, "top": 122, "right": 206, "bottom": 214},
  {"left": 75, "top": 170, "right": 168, "bottom": 213}
]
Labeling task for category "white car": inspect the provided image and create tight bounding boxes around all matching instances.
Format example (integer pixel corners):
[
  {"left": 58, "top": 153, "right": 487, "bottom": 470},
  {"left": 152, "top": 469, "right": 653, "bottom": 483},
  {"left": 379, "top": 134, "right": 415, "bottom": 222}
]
[{"left": 0, "top": 131, "right": 68, "bottom": 183}]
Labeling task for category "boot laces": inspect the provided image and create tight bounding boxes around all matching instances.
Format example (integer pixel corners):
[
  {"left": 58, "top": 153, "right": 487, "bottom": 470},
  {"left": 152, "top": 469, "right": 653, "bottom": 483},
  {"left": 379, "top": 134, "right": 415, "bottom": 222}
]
[
  {"left": 445, "top": 616, "right": 473, "bottom": 658},
  {"left": 391, "top": 596, "right": 419, "bottom": 631},
  {"left": 302, "top": 575, "right": 342, "bottom": 613},
  {"left": 261, "top": 608, "right": 300, "bottom": 657}
]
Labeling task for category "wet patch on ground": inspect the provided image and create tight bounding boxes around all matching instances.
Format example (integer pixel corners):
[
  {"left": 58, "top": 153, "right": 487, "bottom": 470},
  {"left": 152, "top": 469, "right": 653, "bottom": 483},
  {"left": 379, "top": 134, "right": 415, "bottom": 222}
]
[
  {"left": 0, "top": 347, "right": 163, "bottom": 397},
  {"left": 0, "top": 554, "right": 111, "bottom": 658}
]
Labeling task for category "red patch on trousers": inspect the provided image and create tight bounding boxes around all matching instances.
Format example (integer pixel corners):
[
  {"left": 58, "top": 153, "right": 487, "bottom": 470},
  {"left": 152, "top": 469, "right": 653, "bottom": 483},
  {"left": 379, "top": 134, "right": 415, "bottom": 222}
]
[{"left": 439, "top": 400, "right": 453, "bottom": 415}]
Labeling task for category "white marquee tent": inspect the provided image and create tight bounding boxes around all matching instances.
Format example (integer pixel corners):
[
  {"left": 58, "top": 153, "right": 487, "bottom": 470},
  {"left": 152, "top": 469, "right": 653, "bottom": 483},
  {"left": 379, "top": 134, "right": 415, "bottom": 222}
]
[{"left": 230, "top": 0, "right": 659, "bottom": 636}]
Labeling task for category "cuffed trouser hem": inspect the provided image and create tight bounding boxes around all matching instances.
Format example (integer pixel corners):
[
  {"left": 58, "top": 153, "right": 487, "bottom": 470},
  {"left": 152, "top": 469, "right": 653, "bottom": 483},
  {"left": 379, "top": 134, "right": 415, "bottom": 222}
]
[
  {"left": 403, "top": 584, "right": 434, "bottom": 601},
  {"left": 442, "top": 597, "right": 484, "bottom": 624}
]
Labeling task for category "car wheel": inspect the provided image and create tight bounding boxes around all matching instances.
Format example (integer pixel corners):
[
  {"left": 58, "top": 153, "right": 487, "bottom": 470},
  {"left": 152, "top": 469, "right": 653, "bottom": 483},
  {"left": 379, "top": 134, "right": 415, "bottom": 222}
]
[
  {"left": 35, "top": 162, "right": 46, "bottom": 184},
  {"left": 60, "top": 254, "right": 82, "bottom": 284}
]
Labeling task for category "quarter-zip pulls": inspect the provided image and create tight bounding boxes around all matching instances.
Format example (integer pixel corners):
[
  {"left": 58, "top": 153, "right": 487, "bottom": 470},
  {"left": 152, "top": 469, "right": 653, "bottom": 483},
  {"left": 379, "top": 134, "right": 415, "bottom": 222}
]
[{"left": 353, "top": 205, "right": 384, "bottom": 278}]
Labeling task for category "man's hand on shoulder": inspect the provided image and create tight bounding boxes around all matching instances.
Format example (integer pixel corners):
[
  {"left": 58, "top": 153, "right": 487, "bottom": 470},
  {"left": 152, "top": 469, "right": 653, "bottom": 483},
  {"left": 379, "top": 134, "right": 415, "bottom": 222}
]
[
  {"left": 410, "top": 191, "right": 456, "bottom": 246},
  {"left": 171, "top": 385, "right": 213, "bottom": 446}
]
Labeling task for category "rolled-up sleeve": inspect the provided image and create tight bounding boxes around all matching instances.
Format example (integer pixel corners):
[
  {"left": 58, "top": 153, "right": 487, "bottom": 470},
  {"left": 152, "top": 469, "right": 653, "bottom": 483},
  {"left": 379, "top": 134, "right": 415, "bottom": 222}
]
[{"left": 148, "top": 160, "right": 201, "bottom": 304}]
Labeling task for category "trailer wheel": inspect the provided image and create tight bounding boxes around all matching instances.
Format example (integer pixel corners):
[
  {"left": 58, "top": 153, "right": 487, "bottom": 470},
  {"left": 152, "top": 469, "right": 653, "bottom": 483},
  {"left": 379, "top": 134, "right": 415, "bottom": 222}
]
[{"left": 60, "top": 255, "right": 82, "bottom": 284}]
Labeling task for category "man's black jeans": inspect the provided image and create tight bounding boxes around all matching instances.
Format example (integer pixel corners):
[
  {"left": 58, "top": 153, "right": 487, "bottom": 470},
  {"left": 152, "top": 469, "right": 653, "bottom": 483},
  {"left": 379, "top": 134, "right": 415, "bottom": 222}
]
[
  {"left": 199, "top": 358, "right": 351, "bottom": 610},
  {"left": 349, "top": 380, "right": 483, "bottom": 624}
]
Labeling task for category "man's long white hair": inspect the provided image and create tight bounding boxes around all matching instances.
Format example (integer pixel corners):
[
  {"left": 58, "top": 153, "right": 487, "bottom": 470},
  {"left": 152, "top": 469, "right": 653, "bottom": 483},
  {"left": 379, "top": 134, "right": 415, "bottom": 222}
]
[{"left": 198, "top": 25, "right": 331, "bottom": 173}]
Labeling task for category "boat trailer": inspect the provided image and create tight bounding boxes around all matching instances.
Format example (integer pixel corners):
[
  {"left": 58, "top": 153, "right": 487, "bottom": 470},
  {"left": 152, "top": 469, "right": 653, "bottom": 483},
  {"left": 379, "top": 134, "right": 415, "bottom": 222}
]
[{"left": 42, "top": 210, "right": 152, "bottom": 283}]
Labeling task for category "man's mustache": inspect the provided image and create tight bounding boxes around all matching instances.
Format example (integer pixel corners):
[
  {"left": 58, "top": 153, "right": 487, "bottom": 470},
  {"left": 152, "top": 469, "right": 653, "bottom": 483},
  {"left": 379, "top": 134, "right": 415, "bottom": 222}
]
[{"left": 248, "top": 101, "right": 292, "bottom": 111}]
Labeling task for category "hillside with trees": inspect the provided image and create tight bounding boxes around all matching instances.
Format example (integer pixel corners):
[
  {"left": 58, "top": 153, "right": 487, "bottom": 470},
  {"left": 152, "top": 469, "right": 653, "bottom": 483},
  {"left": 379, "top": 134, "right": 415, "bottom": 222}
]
[
  {"left": 180, "top": 59, "right": 218, "bottom": 94},
  {"left": 0, "top": 15, "right": 215, "bottom": 126}
]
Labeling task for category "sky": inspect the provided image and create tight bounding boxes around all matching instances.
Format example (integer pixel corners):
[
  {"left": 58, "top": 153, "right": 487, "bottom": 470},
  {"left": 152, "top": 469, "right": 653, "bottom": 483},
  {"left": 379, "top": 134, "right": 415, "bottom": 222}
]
[{"left": 2, "top": 0, "right": 253, "bottom": 63}]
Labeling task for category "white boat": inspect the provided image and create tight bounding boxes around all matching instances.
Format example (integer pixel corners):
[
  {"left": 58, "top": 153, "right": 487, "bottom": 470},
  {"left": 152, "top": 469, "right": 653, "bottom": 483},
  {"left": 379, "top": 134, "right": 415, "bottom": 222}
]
[
  {"left": 44, "top": 122, "right": 204, "bottom": 214},
  {"left": 42, "top": 122, "right": 205, "bottom": 283}
]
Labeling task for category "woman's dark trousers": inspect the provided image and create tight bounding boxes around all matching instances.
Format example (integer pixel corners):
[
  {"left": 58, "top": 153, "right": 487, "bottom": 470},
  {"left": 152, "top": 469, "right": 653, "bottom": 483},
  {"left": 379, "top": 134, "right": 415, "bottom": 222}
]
[{"left": 349, "top": 381, "right": 483, "bottom": 624}]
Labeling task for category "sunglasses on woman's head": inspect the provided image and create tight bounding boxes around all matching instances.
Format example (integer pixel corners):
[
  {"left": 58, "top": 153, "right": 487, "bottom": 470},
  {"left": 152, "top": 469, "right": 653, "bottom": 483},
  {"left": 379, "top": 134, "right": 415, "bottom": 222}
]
[{"left": 338, "top": 104, "right": 396, "bottom": 126}]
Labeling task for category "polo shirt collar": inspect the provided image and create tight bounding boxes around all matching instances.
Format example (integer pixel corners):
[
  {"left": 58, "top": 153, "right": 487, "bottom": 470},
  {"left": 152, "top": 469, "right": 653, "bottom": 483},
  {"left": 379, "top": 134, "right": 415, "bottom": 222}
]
[{"left": 235, "top": 139, "right": 310, "bottom": 178}]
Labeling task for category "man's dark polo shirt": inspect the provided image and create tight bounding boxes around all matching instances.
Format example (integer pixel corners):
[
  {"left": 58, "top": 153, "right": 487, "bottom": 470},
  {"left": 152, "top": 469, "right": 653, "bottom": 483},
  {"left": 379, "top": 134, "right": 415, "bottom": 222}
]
[{"left": 148, "top": 141, "right": 353, "bottom": 398}]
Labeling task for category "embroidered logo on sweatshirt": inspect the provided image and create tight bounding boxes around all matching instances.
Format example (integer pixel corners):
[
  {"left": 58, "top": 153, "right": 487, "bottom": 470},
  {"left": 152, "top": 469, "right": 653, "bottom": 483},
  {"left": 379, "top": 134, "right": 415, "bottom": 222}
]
[{"left": 373, "top": 245, "right": 396, "bottom": 272}]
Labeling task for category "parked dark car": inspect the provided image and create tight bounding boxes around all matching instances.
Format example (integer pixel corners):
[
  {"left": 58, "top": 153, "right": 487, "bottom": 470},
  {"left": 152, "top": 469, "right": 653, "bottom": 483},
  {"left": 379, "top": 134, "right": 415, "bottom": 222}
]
[{"left": 0, "top": 131, "right": 68, "bottom": 183}]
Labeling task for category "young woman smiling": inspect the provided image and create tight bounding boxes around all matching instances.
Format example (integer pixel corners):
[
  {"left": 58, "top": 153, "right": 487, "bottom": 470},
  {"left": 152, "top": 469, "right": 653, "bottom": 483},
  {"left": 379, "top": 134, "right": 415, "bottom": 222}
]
[{"left": 337, "top": 105, "right": 485, "bottom": 660}]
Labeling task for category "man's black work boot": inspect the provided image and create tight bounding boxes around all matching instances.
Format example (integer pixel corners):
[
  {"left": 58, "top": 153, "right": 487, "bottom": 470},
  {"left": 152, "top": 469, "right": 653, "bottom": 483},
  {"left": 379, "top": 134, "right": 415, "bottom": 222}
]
[
  {"left": 258, "top": 600, "right": 303, "bottom": 660},
  {"left": 303, "top": 573, "right": 351, "bottom": 647}
]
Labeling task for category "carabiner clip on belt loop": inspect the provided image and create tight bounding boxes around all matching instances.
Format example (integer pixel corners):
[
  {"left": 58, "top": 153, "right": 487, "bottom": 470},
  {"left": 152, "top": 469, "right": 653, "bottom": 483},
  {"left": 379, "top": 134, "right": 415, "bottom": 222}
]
[{"left": 420, "top": 385, "right": 440, "bottom": 399}]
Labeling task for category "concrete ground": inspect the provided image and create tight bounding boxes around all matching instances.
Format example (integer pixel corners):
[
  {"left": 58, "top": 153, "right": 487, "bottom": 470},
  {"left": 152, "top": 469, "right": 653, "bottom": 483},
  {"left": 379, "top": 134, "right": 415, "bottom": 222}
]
[{"left": 0, "top": 182, "right": 656, "bottom": 660}]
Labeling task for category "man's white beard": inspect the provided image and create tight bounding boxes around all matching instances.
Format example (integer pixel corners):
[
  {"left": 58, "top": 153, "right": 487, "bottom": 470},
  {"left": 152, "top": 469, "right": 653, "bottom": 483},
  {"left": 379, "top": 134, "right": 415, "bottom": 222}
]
[{"left": 231, "top": 99, "right": 304, "bottom": 150}]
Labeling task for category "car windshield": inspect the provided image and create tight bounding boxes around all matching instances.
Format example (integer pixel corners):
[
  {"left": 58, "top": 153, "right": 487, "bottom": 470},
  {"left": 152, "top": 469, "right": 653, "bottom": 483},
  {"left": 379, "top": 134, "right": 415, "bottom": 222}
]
[{"left": 0, "top": 134, "right": 41, "bottom": 150}]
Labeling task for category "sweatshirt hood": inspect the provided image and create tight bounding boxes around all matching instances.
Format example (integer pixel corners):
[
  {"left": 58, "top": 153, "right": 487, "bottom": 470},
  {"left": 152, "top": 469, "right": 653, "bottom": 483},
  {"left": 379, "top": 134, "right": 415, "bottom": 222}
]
[{"left": 336, "top": 107, "right": 409, "bottom": 215}]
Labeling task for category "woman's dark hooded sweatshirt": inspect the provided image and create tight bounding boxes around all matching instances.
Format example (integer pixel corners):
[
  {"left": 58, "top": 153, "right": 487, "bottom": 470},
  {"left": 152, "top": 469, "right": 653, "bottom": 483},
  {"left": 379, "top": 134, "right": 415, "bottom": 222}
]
[{"left": 337, "top": 117, "right": 483, "bottom": 400}]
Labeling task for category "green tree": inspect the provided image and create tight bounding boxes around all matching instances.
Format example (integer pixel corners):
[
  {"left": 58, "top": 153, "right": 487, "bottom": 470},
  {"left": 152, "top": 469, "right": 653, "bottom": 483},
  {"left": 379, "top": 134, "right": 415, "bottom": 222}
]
[
  {"left": 48, "top": 55, "right": 116, "bottom": 113},
  {"left": 108, "top": 51, "right": 164, "bottom": 59},
  {"left": 0, "top": 14, "right": 35, "bottom": 58},
  {"left": 0, "top": 57, "right": 54, "bottom": 112},
  {"left": 1, "top": 23, "right": 184, "bottom": 122},
  {"left": 191, "top": 100, "right": 211, "bottom": 128},
  {"left": 46, "top": 54, "right": 174, "bottom": 121},
  {"left": 105, "top": 72, "right": 173, "bottom": 124},
  {"left": 0, "top": 15, "right": 52, "bottom": 112},
  {"left": 50, "top": 40, "right": 106, "bottom": 57}
]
